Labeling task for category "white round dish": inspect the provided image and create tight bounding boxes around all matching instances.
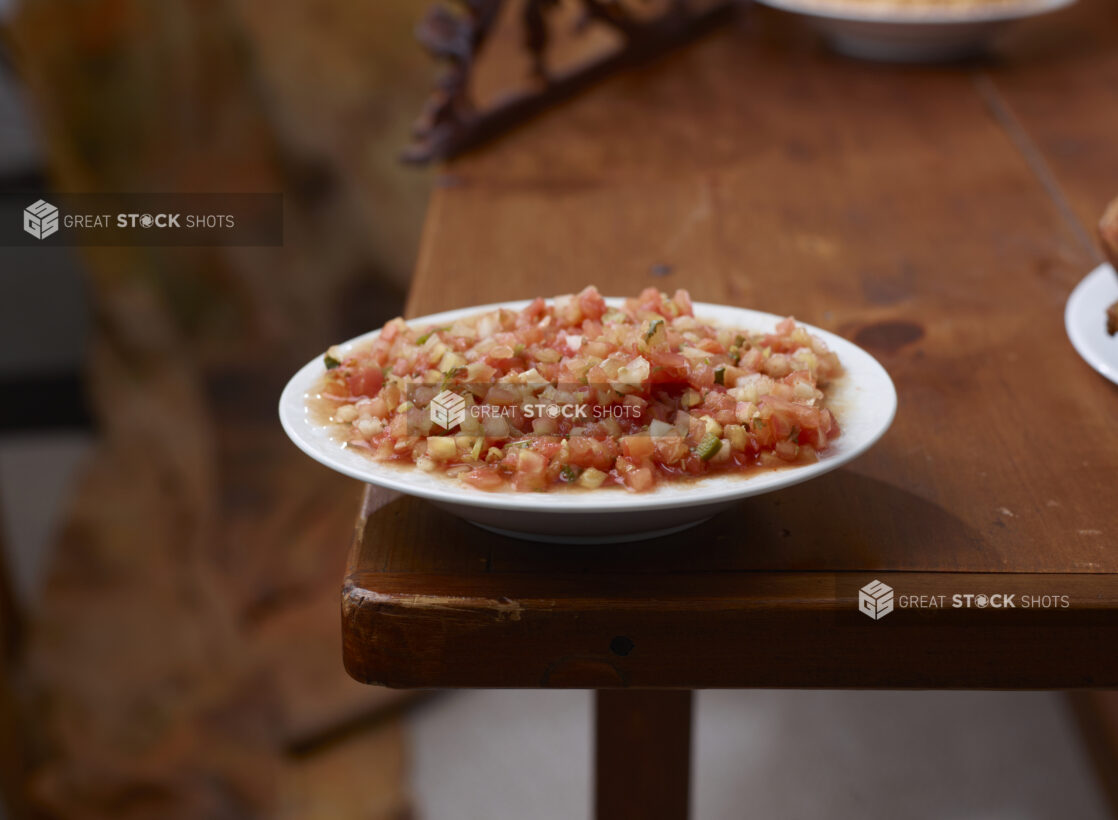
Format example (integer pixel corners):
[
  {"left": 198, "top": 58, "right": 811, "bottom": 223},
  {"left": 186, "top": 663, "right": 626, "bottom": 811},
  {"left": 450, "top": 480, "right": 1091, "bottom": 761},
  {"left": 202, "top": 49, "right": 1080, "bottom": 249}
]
[
  {"left": 279, "top": 299, "right": 898, "bottom": 543},
  {"left": 1066, "top": 263, "right": 1118, "bottom": 386},
  {"left": 753, "top": 0, "right": 1077, "bottom": 62}
]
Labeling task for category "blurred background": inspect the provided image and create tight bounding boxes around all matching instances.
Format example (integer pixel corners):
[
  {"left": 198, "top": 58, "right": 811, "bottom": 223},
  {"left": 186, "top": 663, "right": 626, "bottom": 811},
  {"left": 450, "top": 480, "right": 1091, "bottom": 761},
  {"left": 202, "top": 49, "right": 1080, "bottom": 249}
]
[{"left": 0, "top": 0, "right": 1114, "bottom": 818}]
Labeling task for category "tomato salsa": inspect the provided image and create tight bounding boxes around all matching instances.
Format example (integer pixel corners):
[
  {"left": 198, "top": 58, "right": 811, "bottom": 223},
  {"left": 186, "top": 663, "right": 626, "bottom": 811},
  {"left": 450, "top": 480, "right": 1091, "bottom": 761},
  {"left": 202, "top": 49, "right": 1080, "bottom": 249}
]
[{"left": 312, "top": 287, "right": 842, "bottom": 492}]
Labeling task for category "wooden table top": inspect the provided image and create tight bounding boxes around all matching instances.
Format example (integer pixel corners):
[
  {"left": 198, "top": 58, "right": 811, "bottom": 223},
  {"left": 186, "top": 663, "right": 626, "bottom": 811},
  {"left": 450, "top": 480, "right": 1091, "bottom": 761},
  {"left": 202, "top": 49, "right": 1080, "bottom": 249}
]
[{"left": 343, "top": 0, "right": 1118, "bottom": 689}]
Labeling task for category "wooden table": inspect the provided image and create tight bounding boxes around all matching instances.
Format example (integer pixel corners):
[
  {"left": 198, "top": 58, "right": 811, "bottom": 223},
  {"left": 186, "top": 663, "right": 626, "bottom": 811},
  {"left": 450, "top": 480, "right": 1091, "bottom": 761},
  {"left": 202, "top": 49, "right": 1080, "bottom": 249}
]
[{"left": 343, "top": 1, "right": 1118, "bottom": 816}]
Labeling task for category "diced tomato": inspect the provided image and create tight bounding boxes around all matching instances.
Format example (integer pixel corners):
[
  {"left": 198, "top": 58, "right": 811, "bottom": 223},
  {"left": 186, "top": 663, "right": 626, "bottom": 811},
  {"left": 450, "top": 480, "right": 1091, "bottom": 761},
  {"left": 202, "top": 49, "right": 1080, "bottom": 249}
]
[
  {"left": 789, "top": 404, "right": 822, "bottom": 434},
  {"left": 648, "top": 350, "right": 689, "bottom": 382},
  {"left": 700, "top": 392, "right": 735, "bottom": 422},
  {"left": 463, "top": 467, "right": 505, "bottom": 491},
  {"left": 634, "top": 287, "right": 663, "bottom": 315},
  {"left": 517, "top": 298, "right": 547, "bottom": 326},
  {"left": 533, "top": 437, "right": 563, "bottom": 459},
  {"left": 577, "top": 285, "right": 607, "bottom": 320},
  {"left": 653, "top": 436, "right": 689, "bottom": 465},
  {"left": 568, "top": 436, "right": 620, "bottom": 471},
  {"left": 616, "top": 457, "right": 654, "bottom": 492},
  {"left": 346, "top": 367, "right": 384, "bottom": 398},
  {"left": 689, "top": 363, "right": 716, "bottom": 390},
  {"left": 621, "top": 435, "right": 655, "bottom": 460},
  {"left": 679, "top": 455, "right": 704, "bottom": 475},
  {"left": 381, "top": 319, "right": 402, "bottom": 342},
  {"left": 318, "top": 287, "right": 841, "bottom": 494},
  {"left": 586, "top": 365, "right": 609, "bottom": 386}
]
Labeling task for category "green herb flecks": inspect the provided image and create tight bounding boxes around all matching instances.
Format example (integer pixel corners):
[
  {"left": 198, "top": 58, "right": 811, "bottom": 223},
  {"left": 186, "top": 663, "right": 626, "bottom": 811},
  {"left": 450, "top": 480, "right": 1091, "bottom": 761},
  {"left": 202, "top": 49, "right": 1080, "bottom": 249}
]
[
  {"left": 416, "top": 326, "right": 451, "bottom": 346},
  {"left": 439, "top": 366, "right": 467, "bottom": 390},
  {"left": 728, "top": 334, "right": 748, "bottom": 367}
]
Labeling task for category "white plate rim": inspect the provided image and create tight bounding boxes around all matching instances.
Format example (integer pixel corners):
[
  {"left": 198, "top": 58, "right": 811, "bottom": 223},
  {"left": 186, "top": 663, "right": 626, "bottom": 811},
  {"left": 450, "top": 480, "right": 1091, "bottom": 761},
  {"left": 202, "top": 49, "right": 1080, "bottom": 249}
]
[
  {"left": 752, "top": 0, "right": 1076, "bottom": 24},
  {"left": 279, "top": 299, "right": 898, "bottom": 514},
  {"left": 1065, "top": 262, "right": 1118, "bottom": 386}
]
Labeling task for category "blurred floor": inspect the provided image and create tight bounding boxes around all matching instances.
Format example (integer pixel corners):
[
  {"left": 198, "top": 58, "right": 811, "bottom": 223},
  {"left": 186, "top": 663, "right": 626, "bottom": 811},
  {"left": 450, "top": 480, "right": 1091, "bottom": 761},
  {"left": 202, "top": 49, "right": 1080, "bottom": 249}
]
[
  {"left": 409, "top": 690, "right": 1111, "bottom": 820},
  {"left": 0, "top": 433, "right": 93, "bottom": 606}
]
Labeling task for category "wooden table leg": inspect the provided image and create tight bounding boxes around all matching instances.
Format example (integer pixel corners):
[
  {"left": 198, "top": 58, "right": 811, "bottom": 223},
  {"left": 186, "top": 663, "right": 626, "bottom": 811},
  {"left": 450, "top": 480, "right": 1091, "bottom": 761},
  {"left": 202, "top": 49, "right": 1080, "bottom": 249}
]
[
  {"left": 1067, "top": 691, "right": 1118, "bottom": 817},
  {"left": 595, "top": 689, "right": 692, "bottom": 820}
]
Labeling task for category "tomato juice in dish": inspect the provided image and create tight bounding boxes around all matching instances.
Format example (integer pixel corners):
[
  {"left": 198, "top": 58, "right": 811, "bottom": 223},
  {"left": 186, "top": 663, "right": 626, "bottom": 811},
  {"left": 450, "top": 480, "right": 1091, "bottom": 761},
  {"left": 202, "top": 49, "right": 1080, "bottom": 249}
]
[{"left": 309, "top": 287, "right": 842, "bottom": 492}]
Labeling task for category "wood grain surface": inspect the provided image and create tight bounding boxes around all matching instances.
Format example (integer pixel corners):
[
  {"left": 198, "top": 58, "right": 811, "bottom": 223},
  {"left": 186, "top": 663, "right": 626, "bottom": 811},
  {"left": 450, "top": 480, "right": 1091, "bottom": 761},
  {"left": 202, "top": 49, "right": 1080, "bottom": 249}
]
[
  {"left": 346, "top": 0, "right": 1118, "bottom": 689},
  {"left": 595, "top": 690, "right": 691, "bottom": 820}
]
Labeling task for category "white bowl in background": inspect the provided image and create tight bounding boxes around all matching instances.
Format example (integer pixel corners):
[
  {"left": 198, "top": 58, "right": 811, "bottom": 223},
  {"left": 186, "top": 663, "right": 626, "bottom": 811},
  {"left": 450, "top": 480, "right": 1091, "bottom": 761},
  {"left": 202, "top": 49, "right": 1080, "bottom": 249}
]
[{"left": 753, "top": 0, "right": 1077, "bottom": 62}]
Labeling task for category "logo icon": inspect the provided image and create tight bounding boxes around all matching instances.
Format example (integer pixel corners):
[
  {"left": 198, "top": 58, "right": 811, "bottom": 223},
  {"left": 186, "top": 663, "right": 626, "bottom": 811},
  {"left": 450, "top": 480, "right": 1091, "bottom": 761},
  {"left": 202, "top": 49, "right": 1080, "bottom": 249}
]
[
  {"left": 24, "top": 199, "right": 59, "bottom": 240},
  {"left": 858, "top": 580, "right": 894, "bottom": 620},
  {"left": 429, "top": 389, "right": 466, "bottom": 430}
]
